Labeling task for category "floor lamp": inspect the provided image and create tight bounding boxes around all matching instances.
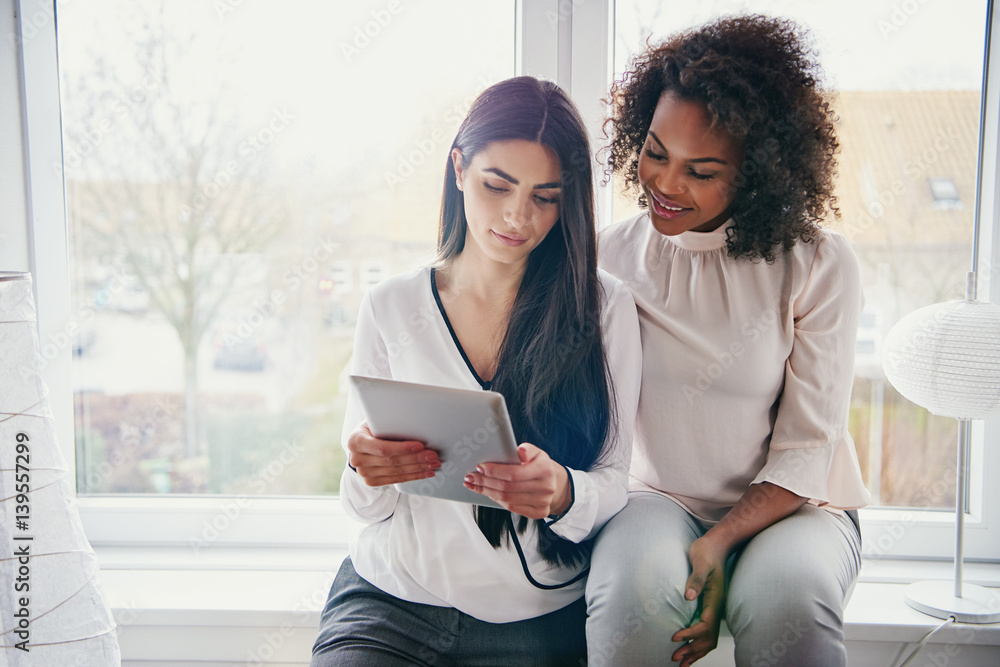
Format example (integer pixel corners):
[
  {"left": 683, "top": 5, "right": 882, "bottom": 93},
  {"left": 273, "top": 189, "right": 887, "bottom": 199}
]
[{"left": 1, "top": 271, "right": 120, "bottom": 662}]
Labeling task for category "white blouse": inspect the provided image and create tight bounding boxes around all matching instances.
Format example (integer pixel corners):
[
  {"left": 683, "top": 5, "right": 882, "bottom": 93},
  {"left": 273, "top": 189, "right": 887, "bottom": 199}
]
[
  {"left": 339, "top": 267, "right": 642, "bottom": 623},
  {"left": 598, "top": 212, "right": 870, "bottom": 524}
]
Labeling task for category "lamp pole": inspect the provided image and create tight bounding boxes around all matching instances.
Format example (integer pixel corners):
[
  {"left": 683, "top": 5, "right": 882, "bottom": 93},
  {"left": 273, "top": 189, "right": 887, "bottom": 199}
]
[
  {"left": 955, "top": 418, "right": 970, "bottom": 600},
  {"left": 954, "top": 273, "right": 975, "bottom": 600}
]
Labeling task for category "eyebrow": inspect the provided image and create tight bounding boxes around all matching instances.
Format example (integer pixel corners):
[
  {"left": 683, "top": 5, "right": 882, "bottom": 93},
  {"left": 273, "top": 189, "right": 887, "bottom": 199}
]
[
  {"left": 483, "top": 167, "right": 561, "bottom": 190},
  {"left": 649, "top": 132, "right": 729, "bottom": 166}
]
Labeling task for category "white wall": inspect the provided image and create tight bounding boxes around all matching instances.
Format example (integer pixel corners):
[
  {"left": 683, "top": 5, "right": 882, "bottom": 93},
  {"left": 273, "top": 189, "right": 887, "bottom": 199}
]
[{"left": 0, "top": 0, "right": 30, "bottom": 272}]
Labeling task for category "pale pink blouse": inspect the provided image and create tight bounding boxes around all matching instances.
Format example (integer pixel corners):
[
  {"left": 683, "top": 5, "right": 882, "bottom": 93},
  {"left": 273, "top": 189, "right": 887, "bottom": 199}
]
[{"left": 599, "top": 212, "right": 870, "bottom": 523}]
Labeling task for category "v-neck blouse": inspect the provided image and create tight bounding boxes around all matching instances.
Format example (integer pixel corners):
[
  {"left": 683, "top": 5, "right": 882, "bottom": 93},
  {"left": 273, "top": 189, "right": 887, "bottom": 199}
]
[
  {"left": 339, "top": 266, "right": 642, "bottom": 622},
  {"left": 429, "top": 267, "right": 491, "bottom": 390}
]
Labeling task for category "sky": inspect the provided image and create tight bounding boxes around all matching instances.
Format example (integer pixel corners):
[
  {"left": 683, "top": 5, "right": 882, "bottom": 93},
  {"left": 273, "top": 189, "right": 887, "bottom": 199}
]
[
  {"left": 55, "top": 0, "right": 989, "bottom": 181},
  {"left": 616, "top": 0, "right": 988, "bottom": 91}
]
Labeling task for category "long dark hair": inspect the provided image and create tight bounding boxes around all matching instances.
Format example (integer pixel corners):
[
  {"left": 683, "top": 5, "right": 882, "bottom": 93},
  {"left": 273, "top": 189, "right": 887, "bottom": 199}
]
[{"left": 439, "top": 76, "right": 614, "bottom": 567}]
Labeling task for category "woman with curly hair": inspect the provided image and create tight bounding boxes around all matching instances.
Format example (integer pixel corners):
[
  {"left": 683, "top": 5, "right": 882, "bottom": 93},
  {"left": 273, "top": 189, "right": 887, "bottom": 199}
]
[{"left": 587, "top": 15, "right": 869, "bottom": 667}]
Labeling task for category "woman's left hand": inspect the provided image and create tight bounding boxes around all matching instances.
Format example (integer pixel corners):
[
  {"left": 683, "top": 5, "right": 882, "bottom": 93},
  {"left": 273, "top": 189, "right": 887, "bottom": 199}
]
[
  {"left": 463, "top": 443, "right": 571, "bottom": 520},
  {"left": 671, "top": 535, "right": 727, "bottom": 667}
]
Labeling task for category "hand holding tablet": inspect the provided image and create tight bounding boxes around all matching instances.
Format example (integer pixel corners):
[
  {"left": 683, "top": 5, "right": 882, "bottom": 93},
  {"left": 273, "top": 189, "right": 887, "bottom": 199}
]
[
  {"left": 348, "top": 375, "right": 521, "bottom": 508},
  {"left": 345, "top": 424, "right": 442, "bottom": 487}
]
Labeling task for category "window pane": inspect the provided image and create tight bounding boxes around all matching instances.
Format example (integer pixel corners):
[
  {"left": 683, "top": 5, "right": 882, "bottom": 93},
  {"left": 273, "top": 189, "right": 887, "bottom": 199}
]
[
  {"left": 613, "top": 0, "right": 988, "bottom": 509},
  {"left": 58, "top": 0, "right": 515, "bottom": 495}
]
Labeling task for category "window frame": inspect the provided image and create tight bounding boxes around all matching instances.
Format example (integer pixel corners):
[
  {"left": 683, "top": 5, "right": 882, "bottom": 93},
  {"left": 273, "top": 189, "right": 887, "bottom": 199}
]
[{"left": 20, "top": 0, "right": 1000, "bottom": 563}]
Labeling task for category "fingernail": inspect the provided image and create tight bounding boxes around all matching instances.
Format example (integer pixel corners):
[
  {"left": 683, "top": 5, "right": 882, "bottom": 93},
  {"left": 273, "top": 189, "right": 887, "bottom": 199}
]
[
  {"left": 464, "top": 475, "right": 474, "bottom": 484},
  {"left": 476, "top": 465, "right": 485, "bottom": 474},
  {"left": 686, "top": 588, "right": 697, "bottom": 600}
]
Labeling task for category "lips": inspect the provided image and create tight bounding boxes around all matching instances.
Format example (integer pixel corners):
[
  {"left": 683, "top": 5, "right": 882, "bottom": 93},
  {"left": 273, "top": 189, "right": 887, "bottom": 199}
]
[
  {"left": 648, "top": 190, "right": 692, "bottom": 220},
  {"left": 492, "top": 230, "right": 528, "bottom": 247}
]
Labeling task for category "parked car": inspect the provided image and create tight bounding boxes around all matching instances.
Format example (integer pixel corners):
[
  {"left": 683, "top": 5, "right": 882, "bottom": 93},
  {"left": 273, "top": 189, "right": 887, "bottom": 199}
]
[
  {"left": 115, "top": 284, "right": 151, "bottom": 314},
  {"left": 211, "top": 321, "right": 267, "bottom": 371}
]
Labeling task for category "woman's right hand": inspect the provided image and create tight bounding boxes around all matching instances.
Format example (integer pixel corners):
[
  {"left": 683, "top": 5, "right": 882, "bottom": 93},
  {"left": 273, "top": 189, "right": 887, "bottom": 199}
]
[{"left": 347, "top": 423, "right": 441, "bottom": 487}]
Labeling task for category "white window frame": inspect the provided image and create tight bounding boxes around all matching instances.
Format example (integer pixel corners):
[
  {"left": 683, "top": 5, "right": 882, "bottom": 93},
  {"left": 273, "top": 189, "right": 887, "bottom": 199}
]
[
  {"left": 18, "top": 0, "right": 1000, "bottom": 563},
  {"left": 857, "top": 0, "right": 1000, "bottom": 563}
]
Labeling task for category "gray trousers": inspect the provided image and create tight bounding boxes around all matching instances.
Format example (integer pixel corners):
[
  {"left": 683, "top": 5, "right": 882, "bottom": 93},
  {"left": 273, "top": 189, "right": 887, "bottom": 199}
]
[
  {"left": 585, "top": 493, "right": 861, "bottom": 667},
  {"left": 311, "top": 557, "right": 587, "bottom": 666}
]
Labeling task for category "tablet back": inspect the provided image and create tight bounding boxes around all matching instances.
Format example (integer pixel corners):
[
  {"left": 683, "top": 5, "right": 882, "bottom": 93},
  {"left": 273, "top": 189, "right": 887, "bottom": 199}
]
[{"left": 348, "top": 375, "right": 520, "bottom": 508}]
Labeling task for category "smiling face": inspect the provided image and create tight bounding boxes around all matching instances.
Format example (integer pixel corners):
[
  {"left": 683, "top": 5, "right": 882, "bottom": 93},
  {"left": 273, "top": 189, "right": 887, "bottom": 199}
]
[
  {"left": 638, "top": 93, "right": 743, "bottom": 236},
  {"left": 452, "top": 139, "right": 562, "bottom": 269}
]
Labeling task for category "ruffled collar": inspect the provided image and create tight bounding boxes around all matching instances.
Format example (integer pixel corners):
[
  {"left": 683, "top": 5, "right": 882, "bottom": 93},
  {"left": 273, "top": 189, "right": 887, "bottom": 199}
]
[{"left": 661, "top": 218, "right": 732, "bottom": 252}]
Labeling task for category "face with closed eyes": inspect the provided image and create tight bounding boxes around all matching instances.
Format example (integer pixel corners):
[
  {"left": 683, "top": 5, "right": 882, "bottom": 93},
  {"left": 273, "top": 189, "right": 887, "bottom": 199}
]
[
  {"left": 452, "top": 139, "right": 562, "bottom": 269},
  {"left": 638, "top": 93, "right": 743, "bottom": 236}
]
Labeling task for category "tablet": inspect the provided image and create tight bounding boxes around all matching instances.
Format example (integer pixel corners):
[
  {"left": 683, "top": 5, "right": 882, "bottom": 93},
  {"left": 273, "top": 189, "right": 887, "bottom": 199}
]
[{"left": 348, "top": 375, "right": 521, "bottom": 508}]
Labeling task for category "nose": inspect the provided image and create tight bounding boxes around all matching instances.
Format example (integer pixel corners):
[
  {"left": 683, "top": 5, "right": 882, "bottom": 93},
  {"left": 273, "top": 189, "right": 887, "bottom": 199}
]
[
  {"left": 654, "top": 163, "right": 686, "bottom": 196},
  {"left": 505, "top": 194, "right": 532, "bottom": 229}
]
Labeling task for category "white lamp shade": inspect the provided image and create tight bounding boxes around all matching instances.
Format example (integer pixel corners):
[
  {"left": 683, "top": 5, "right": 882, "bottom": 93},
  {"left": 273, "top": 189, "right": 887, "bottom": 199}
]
[
  {"left": 881, "top": 298, "right": 1000, "bottom": 420},
  {"left": 1, "top": 272, "right": 120, "bottom": 663}
]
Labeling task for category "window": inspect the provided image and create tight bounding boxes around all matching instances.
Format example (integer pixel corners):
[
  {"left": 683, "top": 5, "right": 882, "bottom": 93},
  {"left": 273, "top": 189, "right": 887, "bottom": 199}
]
[
  {"left": 929, "top": 176, "right": 963, "bottom": 209},
  {"left": 21, "top": 0, "right": 1000, "bottom": 559},
  {"left": 55, "top": 0, "right": 516, "bottom": 501}
]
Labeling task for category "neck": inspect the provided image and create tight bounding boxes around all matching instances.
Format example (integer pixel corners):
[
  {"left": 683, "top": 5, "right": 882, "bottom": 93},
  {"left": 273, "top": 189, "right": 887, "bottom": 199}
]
[{"left": 442, "top": 251, "right": 525, "bottom": 304}]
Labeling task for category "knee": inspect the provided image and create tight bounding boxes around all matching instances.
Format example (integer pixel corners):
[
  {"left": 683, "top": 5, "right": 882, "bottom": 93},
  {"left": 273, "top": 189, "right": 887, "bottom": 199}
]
[
  {"left": 727, "top": 570, "right": 847, "bottom": 667},
  {"left": 728, "top": 564, "right": 843, "bottom": 629},
  {"left": 587, "top": 537, "right": 694, "bottom": 631},
  {"left": 586, "top": 570, "right": 695, "bottom": 667}
]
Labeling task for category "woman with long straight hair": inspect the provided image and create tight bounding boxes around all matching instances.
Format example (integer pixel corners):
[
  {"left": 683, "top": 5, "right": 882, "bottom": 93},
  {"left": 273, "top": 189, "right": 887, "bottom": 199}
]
[{"left": 311, "top": 76, "right": 641, "bottom": 666}]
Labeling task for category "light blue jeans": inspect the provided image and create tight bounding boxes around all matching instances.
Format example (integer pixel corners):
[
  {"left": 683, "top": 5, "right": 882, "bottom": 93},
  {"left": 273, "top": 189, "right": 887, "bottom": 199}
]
[
  {"left": 311, "top": 557, "right": 587, "bottom": 666},
  {"left": 585, "top": 493, "right": 861, "bottom": 667}
]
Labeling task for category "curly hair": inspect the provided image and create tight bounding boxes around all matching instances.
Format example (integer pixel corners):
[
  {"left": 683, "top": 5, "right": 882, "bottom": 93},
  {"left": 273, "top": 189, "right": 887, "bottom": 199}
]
[{"left": 606, "top": 14, "right": 840, "bottom": 262}]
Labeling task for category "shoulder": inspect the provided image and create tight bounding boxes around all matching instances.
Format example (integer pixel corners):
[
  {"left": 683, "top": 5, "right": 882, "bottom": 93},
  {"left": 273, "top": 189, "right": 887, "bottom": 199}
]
[
  {"left": 360, "top": 267, "right": 433, "bottom": 331},
  {"left": 597, "top": 211, "right": 650, "bottom": 270},
  {"left": 598, "top": 210, "right": 649, "bottom": 245},
  {"left": 597, "top": 268, "right": 629, "bottom": 304},
  {"left": 815, "top": 228, "right": 859, "bottom": 264},
  {"left": 366, "top": 266, "right": 432, "bottom": 307},
  {"left": 597, "top": 268, "right": 638, "bottom": 327},
  {"left": 786, "top": 228, "right": 862, "bottom": 313},
  {"left": 793, "top": 228, "right": 860, "bottom": 282}
]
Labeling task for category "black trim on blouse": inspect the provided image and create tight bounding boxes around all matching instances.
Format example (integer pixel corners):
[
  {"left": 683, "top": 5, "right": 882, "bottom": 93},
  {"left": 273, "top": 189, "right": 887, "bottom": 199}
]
[
  {"left": 430, "top": 268, "right": 492, "bottom": 390},
  {"left": 431, "top": 269, "right": 584, "bottom": 587}
]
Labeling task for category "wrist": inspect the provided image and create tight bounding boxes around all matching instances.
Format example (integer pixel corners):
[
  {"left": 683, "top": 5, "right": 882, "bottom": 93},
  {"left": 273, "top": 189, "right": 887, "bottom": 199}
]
[
  {"left": 698, "top": 527, "right": 736, "bottom": 558},
  {"left": 548, "top": 464, "right": 573, "bottom": 519}
]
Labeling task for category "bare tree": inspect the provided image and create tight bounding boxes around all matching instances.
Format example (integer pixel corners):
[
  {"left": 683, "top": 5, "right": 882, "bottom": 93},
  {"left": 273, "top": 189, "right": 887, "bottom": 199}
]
[{"left": 61, "top": 7, "right": 286, "bottom": 459}]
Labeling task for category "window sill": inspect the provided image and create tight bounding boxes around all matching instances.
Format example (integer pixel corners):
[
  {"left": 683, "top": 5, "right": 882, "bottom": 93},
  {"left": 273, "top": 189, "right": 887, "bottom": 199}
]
[{"left": 94, "top": 546, "right": 1000, "bottom": 665}]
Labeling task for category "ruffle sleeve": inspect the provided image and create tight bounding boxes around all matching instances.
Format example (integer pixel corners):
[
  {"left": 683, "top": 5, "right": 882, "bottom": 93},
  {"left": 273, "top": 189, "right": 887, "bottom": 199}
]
[{"left": 752, "top": 232, "right": 871, "bottom": 509}]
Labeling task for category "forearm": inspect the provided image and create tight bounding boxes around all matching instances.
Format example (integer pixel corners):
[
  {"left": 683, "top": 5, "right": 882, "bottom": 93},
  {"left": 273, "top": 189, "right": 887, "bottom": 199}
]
[
  {"left": 701, "top": 482, "right": 807, "bottom": 555},
  {"left": 339, "top": 464, "right": 399, "bottom": 524}
]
